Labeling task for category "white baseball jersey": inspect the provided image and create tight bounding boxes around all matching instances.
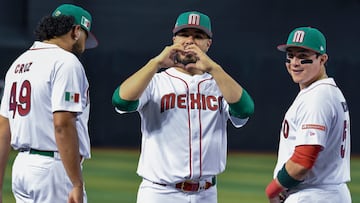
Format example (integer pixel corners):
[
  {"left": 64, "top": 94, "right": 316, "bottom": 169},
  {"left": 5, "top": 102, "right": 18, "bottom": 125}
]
[
  {"left": 0, "top": 41, "right": 91, "bottom": 158},
  {"left": 116, "top": 68, "right": 248, "bottom": 184},
  {"left": 273, "top": 78, "right": 350, "bottom": 185}
]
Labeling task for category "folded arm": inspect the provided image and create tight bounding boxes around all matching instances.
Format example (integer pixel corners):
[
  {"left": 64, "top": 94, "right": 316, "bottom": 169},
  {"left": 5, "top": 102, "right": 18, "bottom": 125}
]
[{"left": 265, "top": 145, "right": 322, "bottom": 202}]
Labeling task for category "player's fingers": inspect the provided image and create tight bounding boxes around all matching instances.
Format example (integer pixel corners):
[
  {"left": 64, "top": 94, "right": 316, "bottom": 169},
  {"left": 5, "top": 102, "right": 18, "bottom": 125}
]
[
  {"left": 163, "top": 45, "right": 184, "bottom": 60},
  {"left": 278, "top": 190, "right": 288, "bottom": 203},
  {"left": 269, "top": 197, "right": 282, "bottom": 203},
  {"left": 171, "top": 43, "right": 186, "bottom": 52},
  {"left": 184, "top": 44, "right": 201, "bottom": 53}
]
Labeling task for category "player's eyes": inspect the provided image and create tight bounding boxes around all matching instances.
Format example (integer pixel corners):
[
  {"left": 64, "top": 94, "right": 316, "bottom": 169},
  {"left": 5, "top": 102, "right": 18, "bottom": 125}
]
[
  {"left": 176, "top": 33, "right": 189, "bottom": 37},
  {"left": 194, "top": 34, "right": 207, "bottom": 39},
  {"left": 287, "top": 53, "right": 312, "bottom": 59},
  {"left": 287, "top": 54, "right": 294, "bottom": 58},
  {"left": 176, "top": 32, "right": 207, "bottom": 39}
]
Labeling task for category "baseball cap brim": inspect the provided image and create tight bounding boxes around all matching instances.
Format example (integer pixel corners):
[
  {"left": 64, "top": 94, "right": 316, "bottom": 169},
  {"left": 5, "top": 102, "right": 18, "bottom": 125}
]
[
  {"left": 277, "top": 44, "right": 321, "bottom": 53},
  {"left": 85, "top": 32, "right": 98, "bottom": 49},
  {"left": 173, "top": 24, "right": 213, "bottom": 38}
]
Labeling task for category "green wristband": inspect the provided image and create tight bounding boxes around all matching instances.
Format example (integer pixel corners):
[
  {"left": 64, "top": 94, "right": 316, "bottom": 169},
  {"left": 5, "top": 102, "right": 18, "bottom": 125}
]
[{"left": 276, "top": 164, "right": 303, "bottom": 189}]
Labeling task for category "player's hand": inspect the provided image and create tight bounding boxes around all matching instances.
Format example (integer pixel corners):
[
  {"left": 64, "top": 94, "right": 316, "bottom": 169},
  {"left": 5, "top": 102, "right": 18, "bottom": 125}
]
[
  {"left": 268, "top": 191, "right": 287, "bottom": 203},
  {"left": 268, "top": 196, "right": 282, "bottom": 203},
  {"left": 278, "top": 190, "right": 288, "bottom": 203},
  {"left": 153, "top": 44, "right": 186, "bottom": 69},
  {"left": 266, "top": 179, "right": 288, "bottom": 203},
  {"left": 67, "top": 186, "right": 84, "bottom": 203},
  {"left": 181, "top": 44, "right": 218, "bottom": 73}
]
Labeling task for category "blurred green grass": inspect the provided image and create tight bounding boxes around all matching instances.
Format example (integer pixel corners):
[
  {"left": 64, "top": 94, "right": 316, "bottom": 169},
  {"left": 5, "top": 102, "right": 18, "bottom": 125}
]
[{"left": 2, "top": 149, "right": 360, "bottom": 202}]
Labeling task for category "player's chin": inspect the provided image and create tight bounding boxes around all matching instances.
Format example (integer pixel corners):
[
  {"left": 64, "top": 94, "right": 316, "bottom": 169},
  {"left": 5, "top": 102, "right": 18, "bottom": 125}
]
[
  {"left": 184, "top": 63, "right": 197, "bottom": 69},
  {"left": 72, "top": 42, "right": 85, "bottom": 55},
  {"left": 184, "top": 64, "right": 203, "bottom": 74},
  {"left": 290, "top": 75, "right": 305, "bottom": 84}
]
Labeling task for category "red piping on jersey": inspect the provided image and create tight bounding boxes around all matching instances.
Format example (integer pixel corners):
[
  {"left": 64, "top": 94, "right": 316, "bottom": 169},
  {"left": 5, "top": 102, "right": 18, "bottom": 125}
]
[
  {"left": 197, "top": 77, "right": 213, "bottom": 178},
  {"left": 165, "top": 70, "right": 193, "bottom": 177}
]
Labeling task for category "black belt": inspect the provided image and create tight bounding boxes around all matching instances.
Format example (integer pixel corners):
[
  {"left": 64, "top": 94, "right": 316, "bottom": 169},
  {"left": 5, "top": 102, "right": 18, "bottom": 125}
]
[
  {"left": 20, "top": 148, "right": 55, "bottom": 157},
  {"left": 153, "top": 176, "right": 216, "bottom": 192}
]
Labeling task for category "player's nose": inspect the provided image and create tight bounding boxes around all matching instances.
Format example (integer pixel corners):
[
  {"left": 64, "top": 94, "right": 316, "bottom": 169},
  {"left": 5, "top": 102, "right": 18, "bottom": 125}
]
[
  {"left": 288, "top": 57, "right": 302, "bottom": 66},
  {"left": 184, "top": 39, "right": 194, "bottom": 46}
]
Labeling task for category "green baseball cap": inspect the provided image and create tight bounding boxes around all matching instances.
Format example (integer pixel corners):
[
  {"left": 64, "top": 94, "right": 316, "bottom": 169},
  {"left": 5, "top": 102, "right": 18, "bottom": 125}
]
[
  {"left": 52, "top": 4, "right": 98, "bottom": 49},
  {"left": 173, "top": 11, "right": 212, "bottom": 38},
  {"left": 277, "top": 27, "right": 326, "bottom": 54}
]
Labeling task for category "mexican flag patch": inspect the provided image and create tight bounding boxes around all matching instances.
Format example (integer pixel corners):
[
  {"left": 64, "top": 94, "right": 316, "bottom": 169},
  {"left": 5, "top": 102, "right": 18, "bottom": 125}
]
[{"left": 65, "top": 92, "right": 80, "bottom": 103}]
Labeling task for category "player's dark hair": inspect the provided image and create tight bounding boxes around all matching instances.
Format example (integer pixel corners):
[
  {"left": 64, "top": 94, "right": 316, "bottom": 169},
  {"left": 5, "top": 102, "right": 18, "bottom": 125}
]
[{"left": 34, "top": 15, "right": 75, "bottom": 41}]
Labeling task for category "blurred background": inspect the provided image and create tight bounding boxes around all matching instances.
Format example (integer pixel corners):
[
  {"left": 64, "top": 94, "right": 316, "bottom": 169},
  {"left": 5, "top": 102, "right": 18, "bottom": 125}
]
[{"left": 1, "top": 0, "right": 359, "bottom": 153}]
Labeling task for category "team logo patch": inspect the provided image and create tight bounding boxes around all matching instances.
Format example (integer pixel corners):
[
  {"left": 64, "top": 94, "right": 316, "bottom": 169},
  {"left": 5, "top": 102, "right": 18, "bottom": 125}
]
[
  {"left": 292, "top": 31, "right": 305, "bottom": 43},
  {"left": 54, "top": 10, "right": 61, "bottom": 17},
  {"left": 188, "top": 14, "right": 200, "bottom": 25},
  {"left": 302, "top": 124, "right": 325, "bottom": 131},
  {"left": 81, "top": 16, "right": 91, "bottom": 30},
  {"left": 65, "top": 92, "right": 80, "bottom": 103}
]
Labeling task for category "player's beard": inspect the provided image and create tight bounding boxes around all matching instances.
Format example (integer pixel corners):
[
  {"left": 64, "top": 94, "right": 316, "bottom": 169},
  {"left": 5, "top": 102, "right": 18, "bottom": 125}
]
[
  {"left": 72, "top": 41, "right": 84, "bottom": 57},
  {"left": 175, "top": 53, "right": 197, "bottom": 65}
]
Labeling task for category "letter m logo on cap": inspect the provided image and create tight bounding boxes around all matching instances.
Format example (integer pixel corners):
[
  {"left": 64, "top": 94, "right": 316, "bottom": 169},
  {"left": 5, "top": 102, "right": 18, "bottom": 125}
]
[
  {"left": 188, "top": 14, "right": 200, "bottom": 25},
  {"left": 292, "top": 30, "right": 305, "bottom": 43}
]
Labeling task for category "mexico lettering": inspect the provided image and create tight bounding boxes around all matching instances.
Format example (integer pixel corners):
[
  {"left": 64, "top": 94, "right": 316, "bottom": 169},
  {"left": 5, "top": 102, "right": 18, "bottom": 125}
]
[{"left": 160, "top": 93, "right": 223, "bottom": 113}]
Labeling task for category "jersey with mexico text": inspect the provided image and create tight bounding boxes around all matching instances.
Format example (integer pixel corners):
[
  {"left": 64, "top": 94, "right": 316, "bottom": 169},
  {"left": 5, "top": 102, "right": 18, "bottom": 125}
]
[
  {"left": 0, "top": 41, "right": 91, "bottom": 158},
  {"left": 273, "top": 78, "right": 350, "bottom": 186},
  {"left": 116, "top": 67, "right": 248, "bottom": 184}
]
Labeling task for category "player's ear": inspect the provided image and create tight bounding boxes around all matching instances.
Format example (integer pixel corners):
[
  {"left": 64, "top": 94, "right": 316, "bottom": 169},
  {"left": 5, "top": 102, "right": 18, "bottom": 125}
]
[
  {"left": 72, "top": 25, "right": 82, "bottom": 41},
  {"left": 320, "top": 53, "right": 328, "bottom": 65},
  {"left": 206, "top": 39, "right": 212, "bottom": 49}
]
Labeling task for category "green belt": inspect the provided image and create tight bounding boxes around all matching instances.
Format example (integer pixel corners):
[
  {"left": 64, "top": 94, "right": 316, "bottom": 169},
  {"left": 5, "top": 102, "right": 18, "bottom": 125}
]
[
  {"left": 29, "top": 149, "right": 54, "bottom": 157},
  {"left": 211, "top": 176, "right": 216, "bottom": 185}
]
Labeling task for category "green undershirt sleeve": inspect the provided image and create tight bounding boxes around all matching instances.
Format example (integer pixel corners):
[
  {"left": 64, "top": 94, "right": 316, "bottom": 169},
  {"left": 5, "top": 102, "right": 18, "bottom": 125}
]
[
  {"left": 228, "top": 89, "right": 254, "bottom": 119},
  {"left": 111, "top": 86, "right": 139, "bottom": 111}
]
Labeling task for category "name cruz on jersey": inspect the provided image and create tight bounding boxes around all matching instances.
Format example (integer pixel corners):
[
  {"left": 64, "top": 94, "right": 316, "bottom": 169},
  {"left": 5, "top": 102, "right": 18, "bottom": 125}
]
[
  {"left": 14, "top": 62, "right": 33, "bottom": 74},
  {"left": 160, "top": 93, "right": 223, "bottom": 113}
]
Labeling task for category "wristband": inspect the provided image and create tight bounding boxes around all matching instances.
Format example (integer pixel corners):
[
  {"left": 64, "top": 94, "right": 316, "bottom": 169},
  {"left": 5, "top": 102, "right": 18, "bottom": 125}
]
[{"left": 276, "top": 164, "right": 303, "bottom": 189}]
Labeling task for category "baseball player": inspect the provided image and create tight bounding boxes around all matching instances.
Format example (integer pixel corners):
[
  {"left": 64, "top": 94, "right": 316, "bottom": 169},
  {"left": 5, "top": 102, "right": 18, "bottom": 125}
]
[
  {"left": 112, "top": 11, "right": 254, "bottom": 203},
  {"left": 0, "top": 4, "right": 97, "bottom": 203},
  {"left": 265, "top": 27, "right": 351, "bottom": 203}
]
